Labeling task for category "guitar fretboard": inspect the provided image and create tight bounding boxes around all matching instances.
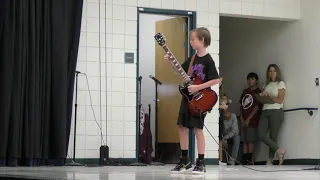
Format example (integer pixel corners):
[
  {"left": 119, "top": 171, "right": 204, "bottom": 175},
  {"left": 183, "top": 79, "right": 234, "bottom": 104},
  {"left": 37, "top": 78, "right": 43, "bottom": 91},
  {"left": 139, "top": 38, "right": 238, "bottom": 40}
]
[{"left": 162, "top": 45, "right": 191, "bottom": 83}]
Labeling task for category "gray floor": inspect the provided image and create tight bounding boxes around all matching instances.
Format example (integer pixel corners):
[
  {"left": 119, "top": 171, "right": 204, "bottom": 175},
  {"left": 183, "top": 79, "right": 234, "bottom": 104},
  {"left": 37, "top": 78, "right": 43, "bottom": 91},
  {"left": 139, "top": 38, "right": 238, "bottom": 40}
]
[{"left": 0, "top": 165, "right": 320, "bottom": 180}]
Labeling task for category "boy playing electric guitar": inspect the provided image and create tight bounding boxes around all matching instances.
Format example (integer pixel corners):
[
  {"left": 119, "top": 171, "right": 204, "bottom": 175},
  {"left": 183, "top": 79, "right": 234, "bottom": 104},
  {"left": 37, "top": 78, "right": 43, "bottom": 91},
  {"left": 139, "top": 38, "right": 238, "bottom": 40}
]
[{"left": 164, "top": 27, "right": 220, "bottom": 174}]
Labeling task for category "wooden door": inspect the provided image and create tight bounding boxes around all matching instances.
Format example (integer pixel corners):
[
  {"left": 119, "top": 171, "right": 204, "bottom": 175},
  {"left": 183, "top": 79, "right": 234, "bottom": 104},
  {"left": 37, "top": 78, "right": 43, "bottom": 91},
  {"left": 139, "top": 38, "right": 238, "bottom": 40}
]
[{"left": 155, "top": 17, "right": 187, "bottom": 143}]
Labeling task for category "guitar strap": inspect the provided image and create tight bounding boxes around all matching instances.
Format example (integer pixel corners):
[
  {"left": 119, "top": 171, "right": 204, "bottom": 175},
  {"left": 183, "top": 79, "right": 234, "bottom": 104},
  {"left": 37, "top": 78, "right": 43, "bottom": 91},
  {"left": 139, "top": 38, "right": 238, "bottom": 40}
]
[{"left": 187, "top": 54, "right": 196, "bottom": 75}]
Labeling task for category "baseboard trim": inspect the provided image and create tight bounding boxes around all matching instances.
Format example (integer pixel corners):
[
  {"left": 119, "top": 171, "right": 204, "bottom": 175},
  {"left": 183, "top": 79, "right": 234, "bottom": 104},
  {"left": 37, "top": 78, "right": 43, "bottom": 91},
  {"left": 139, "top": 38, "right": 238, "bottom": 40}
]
[
  {"left": 65, "top": 158, "right": 136, "bottom": 166},
  {"left": 254, "top": 159, "right": 320, "bottom": 165},
  {"left": 203, "top": 158, "right": 320, "bottom": 165},
  {"left": 66, "top": 158, "right": 320, "bottom": 166},
  {"left": 204, "top": 158, "right": 220, "bottom": 165}
]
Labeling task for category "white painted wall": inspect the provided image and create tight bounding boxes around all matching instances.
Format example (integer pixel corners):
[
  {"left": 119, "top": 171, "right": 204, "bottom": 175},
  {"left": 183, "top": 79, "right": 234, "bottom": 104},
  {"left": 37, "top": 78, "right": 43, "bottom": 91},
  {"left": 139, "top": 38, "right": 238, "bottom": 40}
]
[
  {"left": 220, "top": 0, "right": 320, "bottom": 161},
  {"left": 69, "top": 0, "right": 301, "bottom": 160},
  {"left": 138, "top": 14, "right": 175, "bottom": 157},
  {"left": 219, "top": 0, "right": 300, "bottom": 20}
]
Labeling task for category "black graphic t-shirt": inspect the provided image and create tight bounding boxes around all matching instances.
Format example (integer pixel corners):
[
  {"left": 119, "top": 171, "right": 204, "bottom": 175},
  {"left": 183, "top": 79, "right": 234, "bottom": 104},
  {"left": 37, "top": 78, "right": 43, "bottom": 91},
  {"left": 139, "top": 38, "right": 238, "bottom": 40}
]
[
  {"left": 179, "top": 53, "right": 219, "bottom": 114},
  {"left": 181, "top": 53, "right": 219, "bottom": 83}
]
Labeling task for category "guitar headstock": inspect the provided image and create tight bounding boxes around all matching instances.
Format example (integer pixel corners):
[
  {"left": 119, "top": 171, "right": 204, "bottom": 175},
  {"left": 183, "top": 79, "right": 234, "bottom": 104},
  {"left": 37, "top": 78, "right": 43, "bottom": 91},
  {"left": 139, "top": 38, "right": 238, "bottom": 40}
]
[{"left": 154, "top": 33, "right": 166, "bottom": 46}]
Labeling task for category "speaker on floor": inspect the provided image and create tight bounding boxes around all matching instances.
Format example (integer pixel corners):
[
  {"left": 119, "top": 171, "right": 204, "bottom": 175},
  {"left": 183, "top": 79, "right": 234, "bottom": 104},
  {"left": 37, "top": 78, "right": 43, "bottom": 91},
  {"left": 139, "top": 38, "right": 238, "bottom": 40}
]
[{"left": 99, "top": 145, "right": 109, "bottom": 166}]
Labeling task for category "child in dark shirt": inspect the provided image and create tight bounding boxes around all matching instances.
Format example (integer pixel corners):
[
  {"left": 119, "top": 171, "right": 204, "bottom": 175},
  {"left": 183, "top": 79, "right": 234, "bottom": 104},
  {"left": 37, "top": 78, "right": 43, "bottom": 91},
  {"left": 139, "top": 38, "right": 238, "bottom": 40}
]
[
  {"left": 239, "top": 72, "right": 262, "bottom": 165},
  {"left": 164, "top": 27, "right": 220, "bottom": 174}
]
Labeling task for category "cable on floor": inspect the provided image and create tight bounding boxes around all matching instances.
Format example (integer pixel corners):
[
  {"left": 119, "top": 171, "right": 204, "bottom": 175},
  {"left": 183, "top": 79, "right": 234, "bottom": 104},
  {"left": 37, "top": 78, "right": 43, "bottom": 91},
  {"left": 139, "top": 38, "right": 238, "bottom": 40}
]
[{"left": 199, "top": 110, "right": 313, "bottom": 172}]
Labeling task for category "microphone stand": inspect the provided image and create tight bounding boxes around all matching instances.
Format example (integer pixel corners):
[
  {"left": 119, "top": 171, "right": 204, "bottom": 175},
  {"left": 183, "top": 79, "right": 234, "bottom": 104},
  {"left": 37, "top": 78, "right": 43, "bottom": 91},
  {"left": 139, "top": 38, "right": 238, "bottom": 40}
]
[
  {"left": 149, "top": 76, "right": 165, "bottom": 166},
  {"left": 65, "top": 71, "right": 83, "bottom": 166},
  {"left": 130, "top": 76, "right": 147, "bottom": 166}
]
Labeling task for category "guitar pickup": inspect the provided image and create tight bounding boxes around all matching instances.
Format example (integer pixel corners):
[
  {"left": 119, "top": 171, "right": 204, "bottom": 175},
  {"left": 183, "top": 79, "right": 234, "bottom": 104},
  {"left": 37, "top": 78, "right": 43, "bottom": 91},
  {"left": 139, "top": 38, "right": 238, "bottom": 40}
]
[{"left": 195, "top": 94, "right": 203, "bottom": 101}]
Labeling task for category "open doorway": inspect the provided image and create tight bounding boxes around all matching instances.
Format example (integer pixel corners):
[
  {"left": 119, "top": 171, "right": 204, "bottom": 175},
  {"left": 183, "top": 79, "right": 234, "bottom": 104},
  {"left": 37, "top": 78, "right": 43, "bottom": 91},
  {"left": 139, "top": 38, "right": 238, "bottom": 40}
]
[
  {"left": 137, "top": 8, "right": 196, "bottom": 164},
  {"left": 219, "top": 16, "right": 289, "bottom": 163}
]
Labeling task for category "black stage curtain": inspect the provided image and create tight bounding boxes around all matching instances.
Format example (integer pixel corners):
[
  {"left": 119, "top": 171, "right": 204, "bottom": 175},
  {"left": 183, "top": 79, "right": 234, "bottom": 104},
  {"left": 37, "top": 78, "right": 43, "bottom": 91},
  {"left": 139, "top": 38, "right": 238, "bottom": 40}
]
[{"left": 0, "top": 0, "right": 83, "bottom": 166}]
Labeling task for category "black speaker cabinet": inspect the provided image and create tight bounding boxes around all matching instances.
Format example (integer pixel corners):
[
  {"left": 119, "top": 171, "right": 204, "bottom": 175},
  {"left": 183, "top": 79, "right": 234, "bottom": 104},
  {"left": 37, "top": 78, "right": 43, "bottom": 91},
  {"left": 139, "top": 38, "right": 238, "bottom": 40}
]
[{"left": 99, "top": 145, "right": 109, "bottom": 166}]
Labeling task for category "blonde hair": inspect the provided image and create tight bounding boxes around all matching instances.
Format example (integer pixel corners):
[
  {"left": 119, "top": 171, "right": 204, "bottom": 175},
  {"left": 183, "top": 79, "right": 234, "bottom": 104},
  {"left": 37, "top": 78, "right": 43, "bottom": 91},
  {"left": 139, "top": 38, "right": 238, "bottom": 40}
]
[{"left": 266, "top": 64, "right": 282, "bottom": 84}]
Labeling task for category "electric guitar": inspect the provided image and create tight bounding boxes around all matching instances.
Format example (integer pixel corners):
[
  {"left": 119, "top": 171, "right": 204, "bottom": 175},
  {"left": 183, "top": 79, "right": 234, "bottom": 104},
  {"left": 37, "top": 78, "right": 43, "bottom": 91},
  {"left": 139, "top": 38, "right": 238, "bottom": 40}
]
[{"left": 154, "top": 33, "right": 218, "bottom": 115}]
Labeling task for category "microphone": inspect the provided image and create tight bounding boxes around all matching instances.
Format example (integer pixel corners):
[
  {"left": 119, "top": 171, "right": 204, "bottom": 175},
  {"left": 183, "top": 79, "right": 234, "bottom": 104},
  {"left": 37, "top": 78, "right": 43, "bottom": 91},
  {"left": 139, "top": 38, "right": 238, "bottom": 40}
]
[
  {"left": 227, "top": 99, "right": 232, "bottom": 105},
  {"left": 149, "top": 75, "right": 162, "bottom": 85},
  {"left": 76, "top": 70, "right": 81, "bottom": 74}
]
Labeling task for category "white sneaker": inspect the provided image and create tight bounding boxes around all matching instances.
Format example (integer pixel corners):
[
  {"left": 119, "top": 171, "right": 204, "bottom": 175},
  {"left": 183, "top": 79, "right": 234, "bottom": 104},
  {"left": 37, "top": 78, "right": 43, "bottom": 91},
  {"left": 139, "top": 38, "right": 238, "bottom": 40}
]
[
  {"left": 219, "top": 161, "right": 227, "bottom": 166},
  {"left": 266, "top": 158, "right": 273, "bottom": 165}
]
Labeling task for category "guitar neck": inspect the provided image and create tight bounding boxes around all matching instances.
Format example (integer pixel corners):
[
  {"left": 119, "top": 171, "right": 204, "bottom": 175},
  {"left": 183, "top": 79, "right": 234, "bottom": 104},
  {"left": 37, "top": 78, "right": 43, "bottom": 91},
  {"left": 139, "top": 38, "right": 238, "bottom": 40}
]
[{"left": 162, "top": 44, "right": 191, "bottom": 83}]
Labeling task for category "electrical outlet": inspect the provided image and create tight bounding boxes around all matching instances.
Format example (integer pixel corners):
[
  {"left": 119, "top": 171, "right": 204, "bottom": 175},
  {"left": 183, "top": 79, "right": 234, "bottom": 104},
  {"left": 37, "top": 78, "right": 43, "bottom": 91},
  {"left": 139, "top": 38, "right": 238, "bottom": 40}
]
[{"left": 316, "top": 78, "right": 319, "bottom": 86}]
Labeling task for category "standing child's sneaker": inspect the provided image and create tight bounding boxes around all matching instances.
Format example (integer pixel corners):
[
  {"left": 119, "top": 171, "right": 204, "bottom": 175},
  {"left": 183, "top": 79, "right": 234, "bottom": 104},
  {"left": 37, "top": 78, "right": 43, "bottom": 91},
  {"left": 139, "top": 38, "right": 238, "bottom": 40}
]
[
  {"left": 192, "top": 159, "right": 206, "bottom": 174},
  {"left": 171, "top": 158, "right": 192, "bottom": 173},
  {"left": 266, "top": 158, "right": 273, "bottom": 165},
  {"left": 219, "top": 161, "right": 227, "bottom": 166},
  {"left": 227, "top": 157, "right": 236, "bottom": 165}
]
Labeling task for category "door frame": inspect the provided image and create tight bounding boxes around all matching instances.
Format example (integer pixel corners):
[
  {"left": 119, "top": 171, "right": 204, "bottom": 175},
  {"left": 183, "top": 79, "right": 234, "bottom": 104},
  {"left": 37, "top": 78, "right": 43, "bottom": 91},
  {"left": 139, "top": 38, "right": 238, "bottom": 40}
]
[{"left": 136, "top": 7, "right": 197, "bottom": 163}]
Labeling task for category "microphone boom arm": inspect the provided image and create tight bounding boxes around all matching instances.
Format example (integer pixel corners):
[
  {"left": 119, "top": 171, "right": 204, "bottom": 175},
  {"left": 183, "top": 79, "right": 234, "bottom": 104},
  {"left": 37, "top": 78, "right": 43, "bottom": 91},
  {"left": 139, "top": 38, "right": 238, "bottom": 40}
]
[{"left": 149, "top": 75, "right": 162, "bottom": 85}]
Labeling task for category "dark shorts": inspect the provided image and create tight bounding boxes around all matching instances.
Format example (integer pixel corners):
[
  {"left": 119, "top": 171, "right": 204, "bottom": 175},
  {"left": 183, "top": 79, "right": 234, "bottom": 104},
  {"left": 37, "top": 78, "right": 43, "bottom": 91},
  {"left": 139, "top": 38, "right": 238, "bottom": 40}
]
[
  {"left": 240, "top": 127, "right": 258, "bottom": 143},
  {"left": 177, "top": 99, "right": 206, "bottom": 129},
  {"left": 177, "top": 113, "right": 206, "bottom": 129}
]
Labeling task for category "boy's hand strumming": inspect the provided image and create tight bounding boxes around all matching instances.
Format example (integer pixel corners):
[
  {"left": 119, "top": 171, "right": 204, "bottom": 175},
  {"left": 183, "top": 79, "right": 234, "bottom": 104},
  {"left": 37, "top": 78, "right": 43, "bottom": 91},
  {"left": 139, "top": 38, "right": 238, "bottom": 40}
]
[{"left": 188, "top": 85, "right": 200, "bottom": 93}]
